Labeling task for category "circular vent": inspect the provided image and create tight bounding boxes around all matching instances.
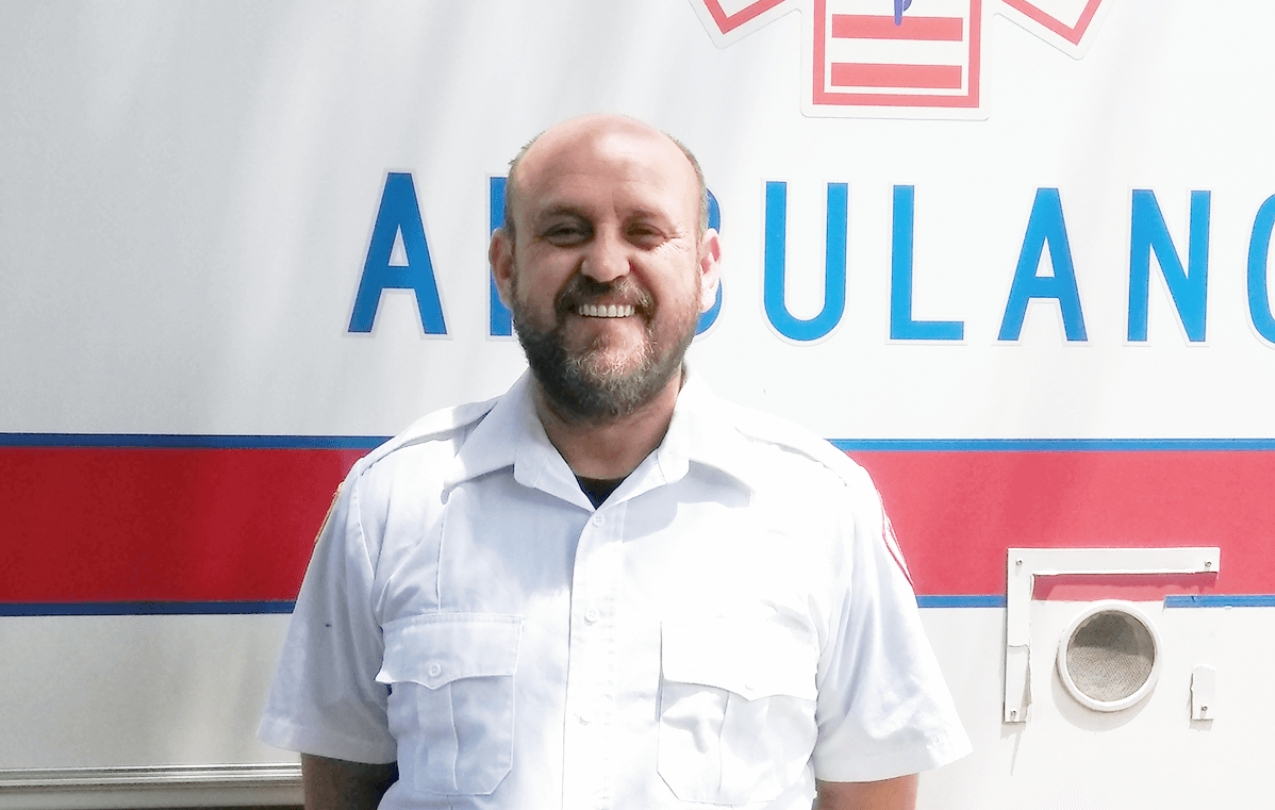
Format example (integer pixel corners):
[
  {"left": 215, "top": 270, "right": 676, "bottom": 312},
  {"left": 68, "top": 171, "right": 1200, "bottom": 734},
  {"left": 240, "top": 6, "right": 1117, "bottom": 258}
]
[{"left": 1056, "top": 601, "right": 1162, "bottom": 712}]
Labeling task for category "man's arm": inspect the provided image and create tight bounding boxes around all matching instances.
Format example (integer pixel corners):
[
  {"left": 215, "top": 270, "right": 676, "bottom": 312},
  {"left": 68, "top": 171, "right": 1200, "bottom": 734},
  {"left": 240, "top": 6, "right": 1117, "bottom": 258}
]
[
  {"left": 814, "top": 775, "right": 918, "bottom": 810},
  {"left": 302, "top": 754, "right": 398, "bottom": 810}
]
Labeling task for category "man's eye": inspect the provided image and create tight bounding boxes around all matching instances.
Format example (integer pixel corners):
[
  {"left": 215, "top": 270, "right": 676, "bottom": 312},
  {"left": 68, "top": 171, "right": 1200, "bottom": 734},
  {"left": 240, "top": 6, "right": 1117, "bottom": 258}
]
[
  {"left": 543, "top": 225, "right": 589, "bottom": 244},
  {"left": 628, "top": 226, "right": 666, "bottom": 246}
]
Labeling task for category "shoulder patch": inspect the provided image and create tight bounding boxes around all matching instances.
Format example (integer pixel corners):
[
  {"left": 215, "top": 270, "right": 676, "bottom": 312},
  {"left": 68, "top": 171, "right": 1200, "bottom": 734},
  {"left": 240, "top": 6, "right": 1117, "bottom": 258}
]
[
  {"left": 881, "top": 508, "right": 913, "bottom": 587},
  {"left": 313, "top": 483, "right": 343, "bottom": 546}
]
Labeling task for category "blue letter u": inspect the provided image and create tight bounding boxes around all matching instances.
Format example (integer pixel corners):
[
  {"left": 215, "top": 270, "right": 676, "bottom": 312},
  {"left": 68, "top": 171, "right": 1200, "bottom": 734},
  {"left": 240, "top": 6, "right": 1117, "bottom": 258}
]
[{"left": 763, "top": 181, "right": 847, "bottom": 342}]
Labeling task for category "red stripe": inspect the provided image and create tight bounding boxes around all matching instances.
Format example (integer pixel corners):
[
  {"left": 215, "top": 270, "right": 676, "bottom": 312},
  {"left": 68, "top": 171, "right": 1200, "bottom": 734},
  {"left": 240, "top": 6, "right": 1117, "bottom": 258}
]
[
  {"left": 831, "top": 14, "right": 964, "bottom": 41},
  {"left": 1034, "top": 574, "right": 1217, "bottom": 602},
  {"left": 852, "top": 450, "right": 1275, "bottom": 597},
  {"left": 0, "top": 447, "right": 365, "bottom": 603},
  {"left": 3, "top": 447, "right": 1273, "bottom": 604},
  {"left": 830, "top": 62, "right": 963, "bottom": 90}
]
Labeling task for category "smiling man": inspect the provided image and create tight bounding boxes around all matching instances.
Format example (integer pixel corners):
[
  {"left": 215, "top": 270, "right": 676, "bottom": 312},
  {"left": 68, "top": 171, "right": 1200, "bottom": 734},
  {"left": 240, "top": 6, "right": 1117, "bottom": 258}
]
[{"left": 260, "top": 114, "right": 969, "bottom": 810}]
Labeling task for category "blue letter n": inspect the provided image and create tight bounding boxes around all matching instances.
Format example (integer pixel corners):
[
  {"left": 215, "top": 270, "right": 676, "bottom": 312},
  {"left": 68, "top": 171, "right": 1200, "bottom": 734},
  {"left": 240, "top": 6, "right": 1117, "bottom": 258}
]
[{"left": 1128, "top": 190, "right": 1210, "bottom": 343}]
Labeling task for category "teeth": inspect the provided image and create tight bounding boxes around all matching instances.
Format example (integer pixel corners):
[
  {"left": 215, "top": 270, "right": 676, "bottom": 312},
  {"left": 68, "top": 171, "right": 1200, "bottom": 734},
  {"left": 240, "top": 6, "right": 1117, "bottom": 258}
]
[{"left": 579, "top": 304, "right": 635, "bottom": 318}]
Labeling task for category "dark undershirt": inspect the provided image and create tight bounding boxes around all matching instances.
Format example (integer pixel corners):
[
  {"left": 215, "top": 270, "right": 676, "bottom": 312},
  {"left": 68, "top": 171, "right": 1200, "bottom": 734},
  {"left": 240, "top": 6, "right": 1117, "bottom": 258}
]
[{"left": 576, "top": 475, "right": 626, "bottom": 508}]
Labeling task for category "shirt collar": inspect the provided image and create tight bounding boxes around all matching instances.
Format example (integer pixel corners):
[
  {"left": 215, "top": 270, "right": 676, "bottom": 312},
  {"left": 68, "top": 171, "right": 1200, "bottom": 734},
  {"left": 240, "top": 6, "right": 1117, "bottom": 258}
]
[
  {"left": 444, "top": 372, "right": 591, "bottom": 508},
  {"left": 661, "top": 368, "right": 760, "bottom": 496},
  {"left": 444, "top": 367, "right": 759, "bottom": 503}
]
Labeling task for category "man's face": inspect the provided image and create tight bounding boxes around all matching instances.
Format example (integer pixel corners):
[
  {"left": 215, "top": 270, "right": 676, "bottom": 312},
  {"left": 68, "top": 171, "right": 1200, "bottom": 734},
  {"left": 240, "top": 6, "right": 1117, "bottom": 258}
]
[{"left": 492, "top": 118, "right": 720, "bottom": 420}]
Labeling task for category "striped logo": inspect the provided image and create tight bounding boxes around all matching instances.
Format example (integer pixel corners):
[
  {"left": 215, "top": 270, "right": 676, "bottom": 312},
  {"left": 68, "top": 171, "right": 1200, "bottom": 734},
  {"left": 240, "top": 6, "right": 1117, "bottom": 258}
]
[{"left": 692, "top": 0, "right": 1114, "bottom": 117}]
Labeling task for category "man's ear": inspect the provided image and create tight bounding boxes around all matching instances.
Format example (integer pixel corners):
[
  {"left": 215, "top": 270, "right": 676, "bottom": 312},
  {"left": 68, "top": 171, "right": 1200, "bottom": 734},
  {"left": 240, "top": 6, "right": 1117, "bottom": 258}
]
[
  {"left": 697, "top": 228, "right": 722, "bottom": 313},
  {"left": 490, "top": 227, "right": 515, "bottom": 307}
]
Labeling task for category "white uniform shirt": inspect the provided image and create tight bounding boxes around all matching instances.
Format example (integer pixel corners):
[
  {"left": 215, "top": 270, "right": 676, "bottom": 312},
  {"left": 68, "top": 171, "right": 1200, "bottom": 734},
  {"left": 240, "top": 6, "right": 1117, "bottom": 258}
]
[{"left": 259, "top": 372, "right": 969, "bottom": 809}]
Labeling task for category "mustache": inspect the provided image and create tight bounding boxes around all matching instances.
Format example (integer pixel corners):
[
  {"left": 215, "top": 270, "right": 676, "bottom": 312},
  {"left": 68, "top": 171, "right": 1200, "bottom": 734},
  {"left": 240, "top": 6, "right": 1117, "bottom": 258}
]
[{"left": 554, "top": 275, "right": 653, "bottom": 316}]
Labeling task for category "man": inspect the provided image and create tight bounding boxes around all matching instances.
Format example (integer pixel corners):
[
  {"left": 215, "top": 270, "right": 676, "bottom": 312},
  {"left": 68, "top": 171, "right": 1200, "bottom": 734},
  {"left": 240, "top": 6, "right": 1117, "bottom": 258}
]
[{"left": 260, "top": 114, "right": 970, "bottom": 810}]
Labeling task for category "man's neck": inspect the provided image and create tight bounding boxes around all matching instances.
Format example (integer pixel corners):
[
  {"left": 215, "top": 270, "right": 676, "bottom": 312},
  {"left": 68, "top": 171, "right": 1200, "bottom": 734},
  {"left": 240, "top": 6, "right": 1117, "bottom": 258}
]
[{"left": 531, "top": 372, "right": 682, "bottom": 480}]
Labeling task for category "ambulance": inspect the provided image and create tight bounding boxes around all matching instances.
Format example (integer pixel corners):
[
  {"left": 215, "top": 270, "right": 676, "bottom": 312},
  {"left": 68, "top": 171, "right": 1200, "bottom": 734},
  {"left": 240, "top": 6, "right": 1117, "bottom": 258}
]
[{"left": 2, "top": 1, "right": 1271, "bottom": 807}]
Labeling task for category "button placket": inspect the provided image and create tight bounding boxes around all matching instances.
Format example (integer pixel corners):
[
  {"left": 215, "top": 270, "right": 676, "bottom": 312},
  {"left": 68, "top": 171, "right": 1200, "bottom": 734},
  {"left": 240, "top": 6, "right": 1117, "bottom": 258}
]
[{"left": 561, "top": 503, "right": 624, "bottom": 810}]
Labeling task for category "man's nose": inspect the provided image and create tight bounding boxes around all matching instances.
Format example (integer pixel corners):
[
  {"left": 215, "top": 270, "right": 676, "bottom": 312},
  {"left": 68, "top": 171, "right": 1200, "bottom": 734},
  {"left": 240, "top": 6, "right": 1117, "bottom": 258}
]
[{"left": 581, "top": 230, "right": 630, "bottom": 283}]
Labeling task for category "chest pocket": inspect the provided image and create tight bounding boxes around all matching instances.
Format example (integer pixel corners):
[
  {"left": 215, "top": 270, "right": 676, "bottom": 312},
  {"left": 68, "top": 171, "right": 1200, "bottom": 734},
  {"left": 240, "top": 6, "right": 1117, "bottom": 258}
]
[
  {"left": 658, "top": 617, "right": 818, "bottom": 805},
  {"left": 377, "top": 613, "right": 521, "bottom": 796}
]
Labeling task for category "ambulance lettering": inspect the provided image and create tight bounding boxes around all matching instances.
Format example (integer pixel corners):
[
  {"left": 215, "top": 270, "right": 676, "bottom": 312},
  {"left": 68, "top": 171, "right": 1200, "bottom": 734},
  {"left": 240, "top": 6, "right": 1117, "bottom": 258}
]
[
  {"left": 359, "top": 174, "right": 1275, "bottom": 350},
  {"left": 1249, "top": 194, "right": 1275, "bottom": 344},
  {"left": 1127, "top": 190, "right": 1210, "bottom": 344},
  {"left": 998, "top": 188, "right": 1087, "bottom": 342},
  {"left": 763, "top": 181, "right": 849, "bottom": 342},
  {"left": 349, "top": 173, "right": 448, "bottom": 335}
]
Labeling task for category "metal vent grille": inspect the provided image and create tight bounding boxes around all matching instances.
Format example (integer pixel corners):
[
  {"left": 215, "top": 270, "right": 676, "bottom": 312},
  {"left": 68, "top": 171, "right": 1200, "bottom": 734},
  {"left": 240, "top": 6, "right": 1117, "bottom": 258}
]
[{"left": 1057, "top": 601, "right": 1162, "bottom": 711}]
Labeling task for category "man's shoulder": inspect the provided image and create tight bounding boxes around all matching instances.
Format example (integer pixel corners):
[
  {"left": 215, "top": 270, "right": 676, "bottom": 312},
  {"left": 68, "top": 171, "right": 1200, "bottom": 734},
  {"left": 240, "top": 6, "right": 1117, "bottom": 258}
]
[
  {"left": 708, "top": 396, "right": 873, "bottom": 494},
  {"left": 353, "top": 395, "right": 502, "bottom": 480}
]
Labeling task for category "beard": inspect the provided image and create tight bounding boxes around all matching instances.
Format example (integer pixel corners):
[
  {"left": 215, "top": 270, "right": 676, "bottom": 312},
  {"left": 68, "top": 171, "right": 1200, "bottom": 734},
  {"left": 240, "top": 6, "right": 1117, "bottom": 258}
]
[{"left": 511, "top": 273, "right": 700, "bottom": 422}]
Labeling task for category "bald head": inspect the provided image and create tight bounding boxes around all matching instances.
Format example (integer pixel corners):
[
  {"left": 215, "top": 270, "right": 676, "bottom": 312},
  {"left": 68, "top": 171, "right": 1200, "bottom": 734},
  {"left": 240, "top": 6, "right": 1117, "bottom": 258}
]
[{"left": 502, "top": 114, "right": 708, "bottom": 243}]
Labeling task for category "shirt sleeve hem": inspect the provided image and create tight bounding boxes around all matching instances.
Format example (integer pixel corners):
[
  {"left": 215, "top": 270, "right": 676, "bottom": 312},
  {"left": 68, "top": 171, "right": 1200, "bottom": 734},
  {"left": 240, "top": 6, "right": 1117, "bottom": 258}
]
[
  {"left": 813, "top": 733, "right": 972, "bottom": 783},
  {"left": 257, "top": 714, "right": 398, "bottom": 765}
]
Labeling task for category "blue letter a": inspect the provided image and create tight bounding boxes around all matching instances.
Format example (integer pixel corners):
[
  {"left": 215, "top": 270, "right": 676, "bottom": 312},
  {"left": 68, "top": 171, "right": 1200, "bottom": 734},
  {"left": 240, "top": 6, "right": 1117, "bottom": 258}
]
[
  {"left": 999, "top": 188, "right": 1087, "bottom": 341},
  {"left": 348, "top": 173, "right": 447, "bottom": 334}
]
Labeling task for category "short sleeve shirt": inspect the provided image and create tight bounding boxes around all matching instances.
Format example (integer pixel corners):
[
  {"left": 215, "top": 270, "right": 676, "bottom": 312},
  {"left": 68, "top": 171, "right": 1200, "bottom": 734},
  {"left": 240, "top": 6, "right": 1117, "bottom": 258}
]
[{"left": 259, "top": 372, "right": 970, "bottom": 809}]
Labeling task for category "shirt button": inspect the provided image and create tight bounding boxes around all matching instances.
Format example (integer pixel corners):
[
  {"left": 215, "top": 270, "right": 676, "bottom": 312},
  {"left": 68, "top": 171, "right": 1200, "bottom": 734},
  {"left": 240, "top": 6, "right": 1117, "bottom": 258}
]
[
  {"left": 584, "top": 607, "right": 600, "bottom": 624},
  {"left": 427, "top": 662, "right": 442, "bottom": 678},
  {"left": 591, "top": 513, "right": 605, "bottom": 526},
  {"left": 578, "top": 710, "right": 593, "bottom": 725}
]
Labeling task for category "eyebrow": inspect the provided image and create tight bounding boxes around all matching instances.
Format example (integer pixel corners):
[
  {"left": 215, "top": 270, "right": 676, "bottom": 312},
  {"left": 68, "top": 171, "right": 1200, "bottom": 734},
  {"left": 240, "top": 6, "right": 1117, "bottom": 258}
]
[
  {"left": 533, "top": 205, "right": 591, "bottom": 224},
  {"left": 623, "top": 206, "right": 668, "bottom": 224}
]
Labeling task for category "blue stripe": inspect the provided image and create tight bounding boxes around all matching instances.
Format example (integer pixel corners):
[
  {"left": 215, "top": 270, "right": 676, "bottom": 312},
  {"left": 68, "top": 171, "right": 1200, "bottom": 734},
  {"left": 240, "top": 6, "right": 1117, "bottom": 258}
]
[
  {"left": 831, "top": 438, "right": 1275, "bottom": 451},
  {"left": 0, "top": 602, "right": 296, "bottom": 616},
  {"left": 917, "top": 595, "right": 1006, "bottom": 608},
  {"left": 1164, "top": 594, "right": 1275, "bottom": 608},
  {"left": 7, "top": 596, "right": 1272, "bottom": 615},
  {"left": 5, "top": 435, "right": 1275, "bottom": 452},
  {"left": 918, "top": 594, "right": 1275, "bottom": 608},
  {"left": 0, "top": 434, "right": 388, "bottom": 450}
]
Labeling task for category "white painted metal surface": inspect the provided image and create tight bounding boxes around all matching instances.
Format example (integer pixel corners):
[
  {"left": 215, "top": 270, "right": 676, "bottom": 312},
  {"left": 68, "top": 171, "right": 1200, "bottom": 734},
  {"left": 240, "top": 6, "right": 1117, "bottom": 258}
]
[{"left": 1003, "top": 547, "right": 1220, "bottom": 722}]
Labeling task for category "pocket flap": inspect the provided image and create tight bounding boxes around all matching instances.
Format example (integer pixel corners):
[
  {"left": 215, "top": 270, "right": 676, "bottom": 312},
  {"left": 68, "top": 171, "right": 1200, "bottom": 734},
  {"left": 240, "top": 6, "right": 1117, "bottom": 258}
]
[
  {"left": 377, "top": 613, "right": 522, "bottom": 690},
  {"left": 661, "top": 617, "right": 817, "bottom": 701}
]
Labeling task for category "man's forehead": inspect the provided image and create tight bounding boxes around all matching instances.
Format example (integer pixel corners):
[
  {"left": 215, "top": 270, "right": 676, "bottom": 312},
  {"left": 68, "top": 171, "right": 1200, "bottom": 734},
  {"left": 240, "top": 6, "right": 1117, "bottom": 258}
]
[{"left": 515, "top": 117, "right": 697, "bottom": 204}]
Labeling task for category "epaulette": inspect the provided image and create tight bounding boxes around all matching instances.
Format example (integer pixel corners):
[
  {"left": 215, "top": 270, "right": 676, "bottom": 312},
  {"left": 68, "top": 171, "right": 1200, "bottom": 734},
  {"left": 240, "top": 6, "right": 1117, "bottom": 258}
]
[
  {"left": 726, "top": 401, "right": 912, "bottom": 582},
  {"left": 725, "top": 400, "right": 871, "bottom": 490},
  {"left": 360, "top": 395, "right": 502, "bottom": 471}
]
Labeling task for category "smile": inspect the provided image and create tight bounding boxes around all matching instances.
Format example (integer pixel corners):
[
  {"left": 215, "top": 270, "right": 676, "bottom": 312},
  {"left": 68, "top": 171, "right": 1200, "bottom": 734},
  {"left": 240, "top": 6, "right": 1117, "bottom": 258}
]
[{"left": 578, "top": 304, "right": 636, "bottom": 318}]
